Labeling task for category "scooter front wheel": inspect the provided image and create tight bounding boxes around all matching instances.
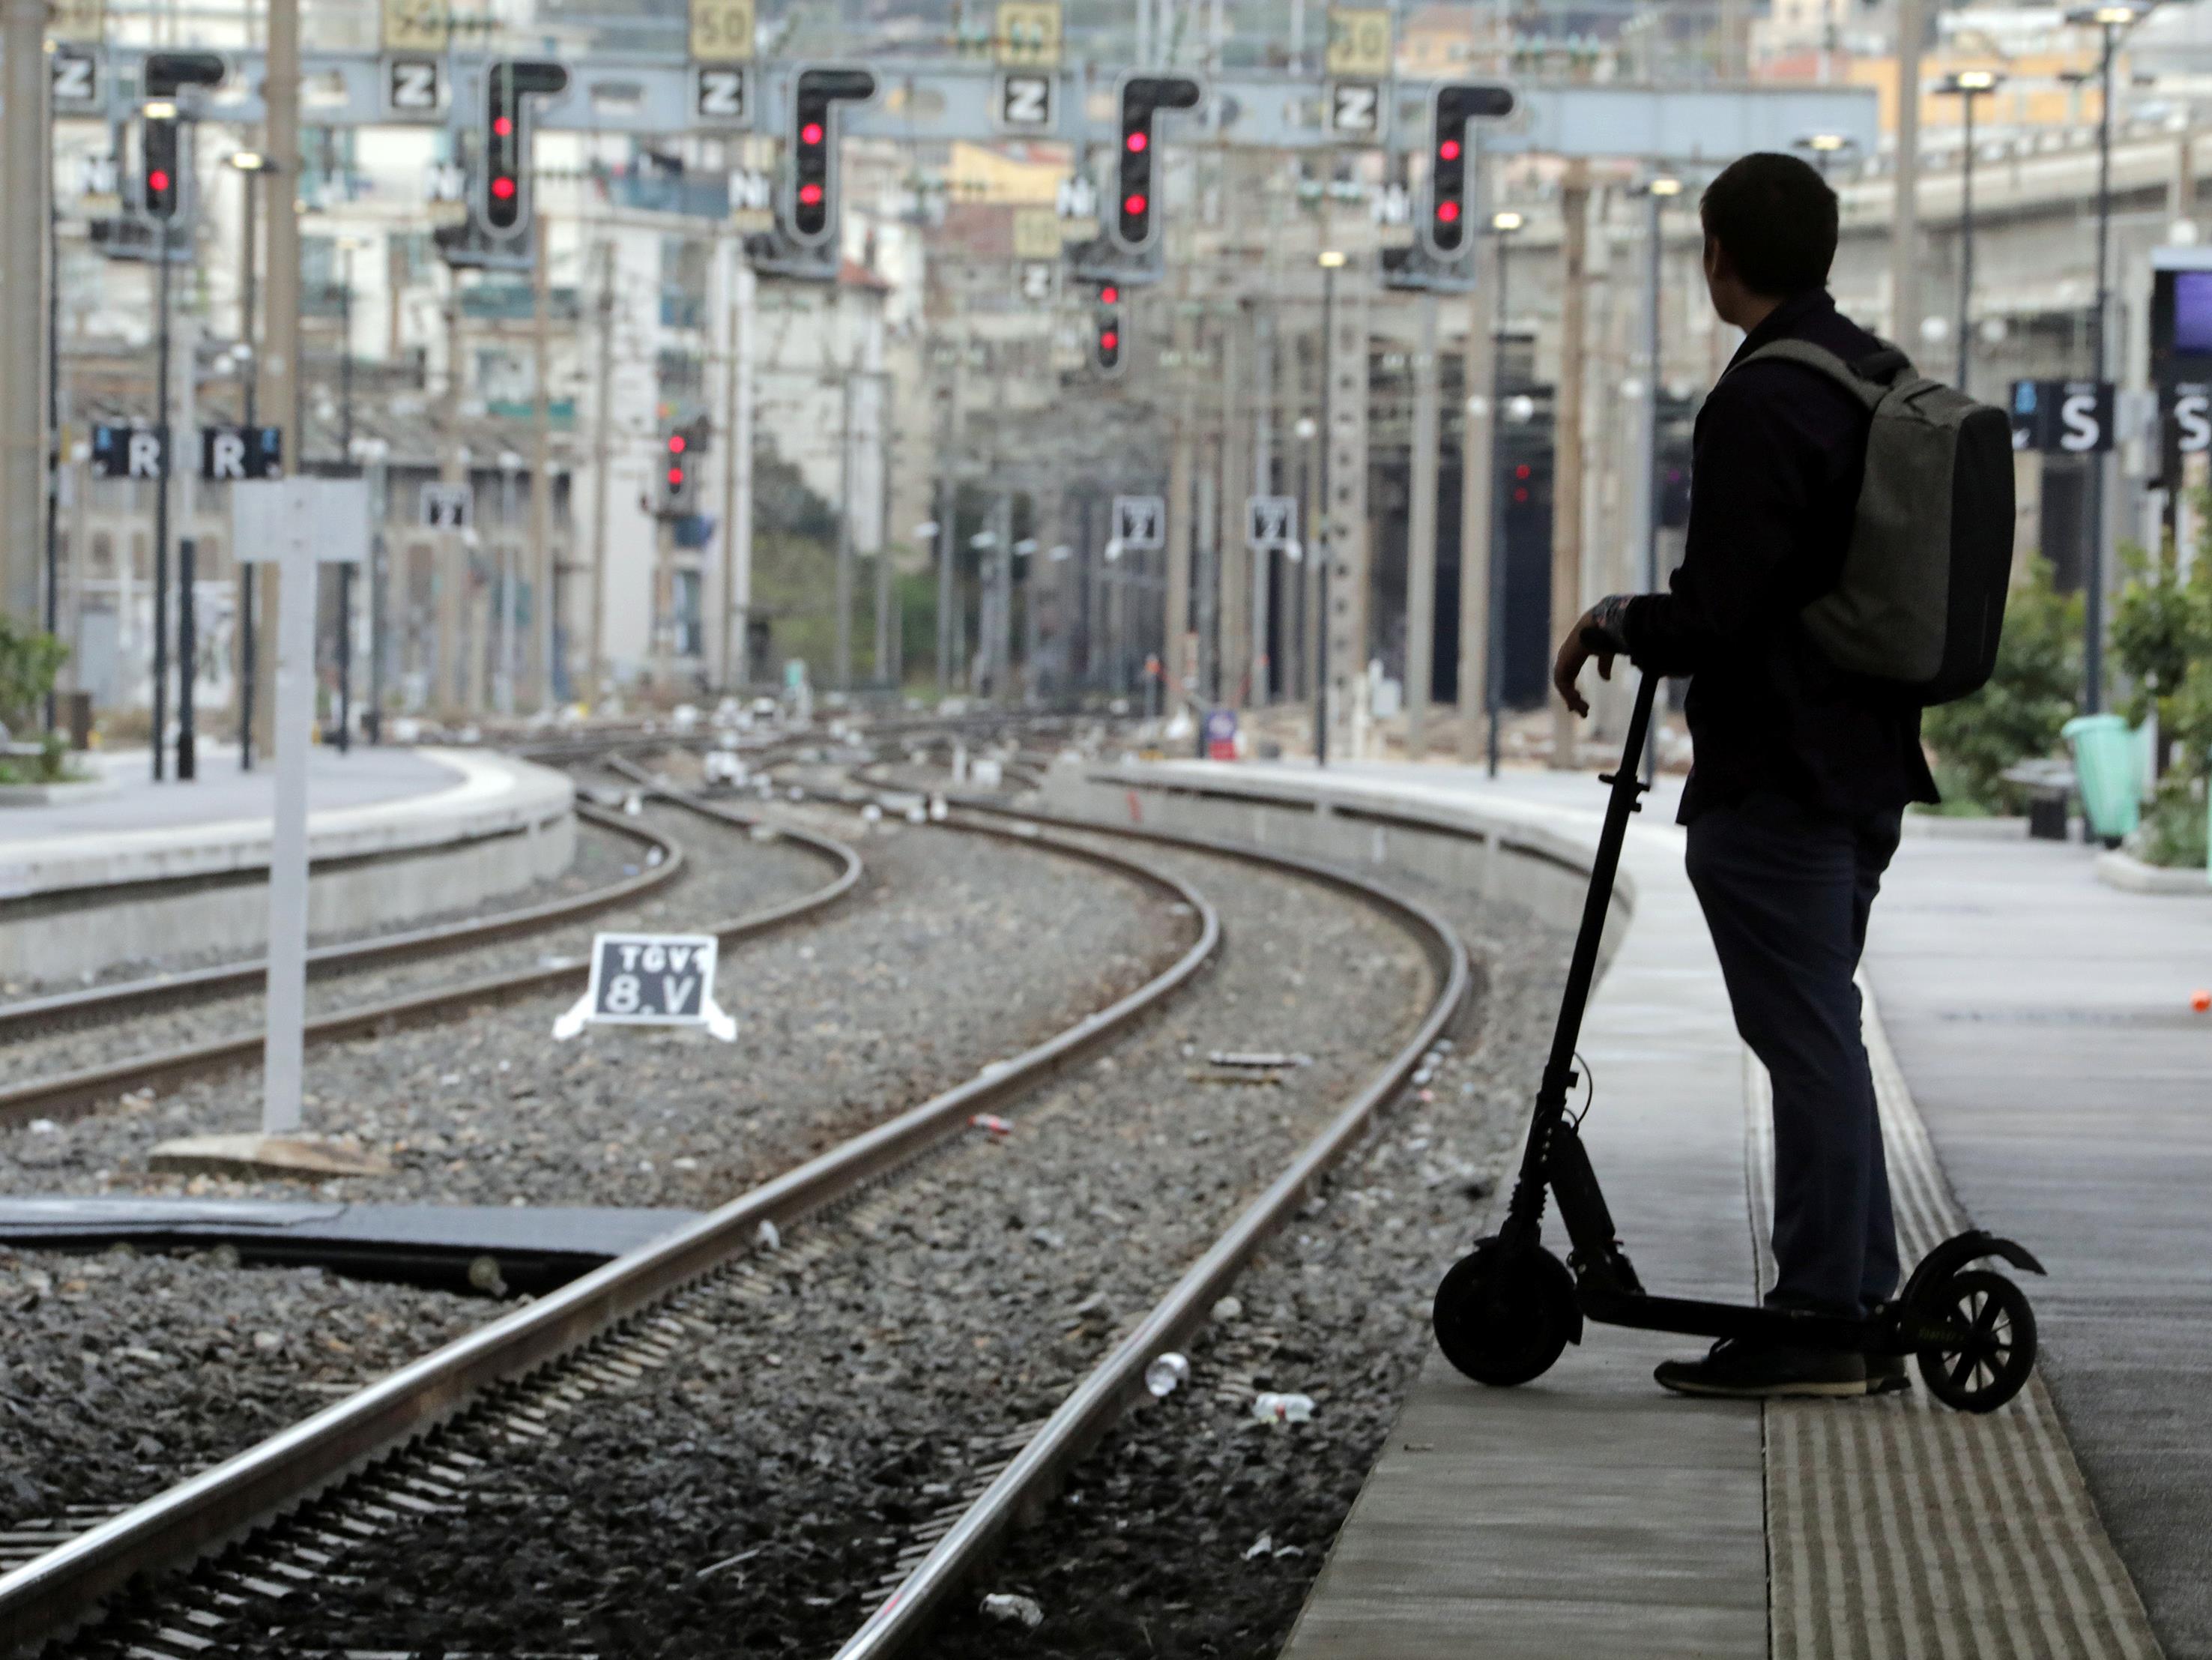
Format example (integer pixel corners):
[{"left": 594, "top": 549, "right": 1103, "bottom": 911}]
[
  {"left": 1915, "top": 1268, "right": 2037, "bottom": 1413},
  {"left": 1433, "top": 1238, "right": 1577, "bottom": 1387}
]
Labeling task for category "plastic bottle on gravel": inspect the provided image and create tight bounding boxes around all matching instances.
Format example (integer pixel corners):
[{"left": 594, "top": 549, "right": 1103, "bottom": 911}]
[
  {"left": 1143, "top": 1352, "right": 1190, "bottom": 1398},
  {"left": 1251, "top": 1391, "right": 1317, "bottom": 1425}
]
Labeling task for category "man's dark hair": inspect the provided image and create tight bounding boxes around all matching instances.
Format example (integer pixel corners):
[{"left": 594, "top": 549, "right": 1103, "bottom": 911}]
[{"left": 1698, "top": 152, "right": 1839, "bottom": 297}]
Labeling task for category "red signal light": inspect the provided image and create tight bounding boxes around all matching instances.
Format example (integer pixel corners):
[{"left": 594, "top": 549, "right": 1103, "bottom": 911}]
[
  {"left": 495, "top": 115, "right": 513, "bottom": 136},
  {"left": 1124, "top": 192, "right": 1146, "bottom": 215},
  {"left": 1513, "top": 486, "right": 1529, "bottom": 503},
  {"left": 668, "top": 466, "right": 685, "bottom": 488},
  {"left": 1101, "top": 329, "right": 1119, "bottom": 351},
  {"left": 1515, "top": 463, "right": 1531, "bottom": 479},
  {"left": 1436, "top": 200, "right": 1460, "bottom": 223},
  {"left": 799, "top": 181, "right": 824, "bottom": 205},
  {"left": 1100, "top": 284, "right": 1119, "bottom": 304},
  {"left": 491, "top": 175, "right": 516, "bottom": 200},
  {"left": 668, "top": 433, "right": 687, "bottom": 454},
  {"left": 148, "top": 169, "right": 171, "bottom": 193},
  {"left": 1439, "top": 138, "right": 1460, "bottom": 161},
  {"left": 801, "top": 121, "right": 824, "bottom": 145},
  {"left": 1126, "top": 130, "right": 1146, "bottom": 153}
]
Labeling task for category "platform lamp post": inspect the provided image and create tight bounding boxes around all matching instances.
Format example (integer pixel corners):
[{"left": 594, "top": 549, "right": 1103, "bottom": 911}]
[
  {"left": 228, "top": 149, "right": 272, "bottom": 770},
  {"left": 2064, "top": 1, "right": 2152, "bottom": 714},
  {"left": 1482, "top": 211, "right": 1523, "bottom": 779},
  {"left": 1792, "top": 131, "right": 1855, "bottom": 178},
  {"left": 1936, "top": 70, "right": 2002, "bottom": 393},
  {"left": 1314, "top": 248, "right": 1345, "bottom": 768}
]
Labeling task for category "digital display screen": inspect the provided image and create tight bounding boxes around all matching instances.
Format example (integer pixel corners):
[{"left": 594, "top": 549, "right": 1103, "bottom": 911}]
[{"left": 2174, "top": 271, "right": 2212, "bottom": 356}]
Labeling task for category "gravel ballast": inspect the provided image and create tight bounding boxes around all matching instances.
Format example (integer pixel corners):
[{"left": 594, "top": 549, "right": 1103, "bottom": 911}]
[
  {"left": 154, "top": 832, "right": 1443, "bottom": 1658},
  {"left": 0, "top": 1245, "right": 483, "bottom": 1521},
  {"left": 911, "top": 863, "right": 1573, "bottom": 1659},
  {"left": 2, "top": 810, "right": 1185, "bottom": 1214}
]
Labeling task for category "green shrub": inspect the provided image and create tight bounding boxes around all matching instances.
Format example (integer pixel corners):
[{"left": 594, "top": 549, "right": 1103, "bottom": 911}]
[
  {"left": 1922, "top": 558, "right": 2081, "bottom": 813},
  {"left": 2110, "top": 537, "right": 2212, "bottom": 743},
  {"left": 0, "top": 614, "right": 66, "bottom": 737}
]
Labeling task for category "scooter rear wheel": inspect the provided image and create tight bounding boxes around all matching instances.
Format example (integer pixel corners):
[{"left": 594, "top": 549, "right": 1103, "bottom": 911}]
[
  {"left": 1915, "top": 1268, "right": 2037, "bottom": 1413},
  {"left": 1433, "top": 1239, "right": 1577, "bottom": 1387}
]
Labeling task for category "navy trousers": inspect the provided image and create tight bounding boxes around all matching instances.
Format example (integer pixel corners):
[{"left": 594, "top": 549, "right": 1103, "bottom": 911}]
[{"left": 1685, "top": 790, "right": 1903, "bottom": 1318}]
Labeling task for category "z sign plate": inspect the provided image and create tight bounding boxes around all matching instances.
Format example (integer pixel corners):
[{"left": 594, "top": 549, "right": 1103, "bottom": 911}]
[
  {"left": 51, "top": 49, "right": 101, "bottom": 112},
  {"left": 383, "top": 57, "right": 443, "bottom": 117},
  {"left": 694, "top": 65, "right": 749, "bottom": 124},
  {"left": 995, "top": 70, "right": 1054, "bottom": 131}
]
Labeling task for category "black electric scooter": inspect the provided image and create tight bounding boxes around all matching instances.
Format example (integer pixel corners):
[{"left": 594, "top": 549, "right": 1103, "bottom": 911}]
[{"left": 1430, "top": 669, "right": 2044, "bottom": 1413}]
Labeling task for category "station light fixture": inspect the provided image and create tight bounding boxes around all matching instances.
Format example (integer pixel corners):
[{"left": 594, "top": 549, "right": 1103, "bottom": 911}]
[
  {"left": 1317, "top": 248, "right": 1347, "bottom": 269},
  {"left": 1646, "top": 175, "right": 1684, "bottom": 198},
  {"left": 788, "top": 67, "right": 877, "bottom": 245},
  {"left": 1112, "top": 73, "right": 1203, "bottom": 252},
  {"left": 1490, "top": 210, "right": 1525, "bottom": 232}
]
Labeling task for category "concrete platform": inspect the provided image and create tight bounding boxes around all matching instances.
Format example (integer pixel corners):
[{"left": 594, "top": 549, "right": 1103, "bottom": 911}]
[
  {"left": 0, "top": 1195, "right": 695, "bottom": 1296},
  {"left": 0, "top": 745, "right": 575, "bottom": 982},
  {"left": 1048, "top": 758, "right": 2180, "bottom": 1660}
]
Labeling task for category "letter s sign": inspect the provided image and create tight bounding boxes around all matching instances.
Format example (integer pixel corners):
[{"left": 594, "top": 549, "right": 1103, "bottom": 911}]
[
  {"left": 2175, "top": 387, "right": 2212, "bottom": 454},
  {"left": 2058, "top": 390, "right": 2103, "bottom": 453}
]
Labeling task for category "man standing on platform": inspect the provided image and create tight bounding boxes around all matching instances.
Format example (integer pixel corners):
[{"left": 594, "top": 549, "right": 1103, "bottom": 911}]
[{"left": 1551, "top": 152, "right": 1936, "bottom": 1399}]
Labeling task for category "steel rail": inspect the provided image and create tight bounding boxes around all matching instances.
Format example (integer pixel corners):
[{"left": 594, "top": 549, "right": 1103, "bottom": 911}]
[
  {"left": 0, "top": 806, "right": 681, "bottom": 1042},
  {"left": 0, "top": 792, "right": 859, "bottom": 1129},
  {"left": 0, "top": 812, "right": 1215, "bottom": 1654},
  {"left": 829, "top": 794, "right": 1472, "bottom": 1660}
]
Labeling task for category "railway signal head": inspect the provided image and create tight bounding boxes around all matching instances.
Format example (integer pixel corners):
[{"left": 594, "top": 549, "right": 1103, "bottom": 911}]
[
  {"left": 1113, "top": 73, "right": 1203, "bottom": 252},
  {"left": 1422, "top": 82, "right": 1516, "bottom": 259},
  {"left": 1093, "top": 281, "right": 1125, "bottom": 376},
  {"left": 788, "top": 67, "right": 878, "bottom": 246},
  {"left": 482, "top": 60, "right": 569, "bottom": 238},
  {"left": 142, "top": 102, "right": 182, "bottom": 220}
]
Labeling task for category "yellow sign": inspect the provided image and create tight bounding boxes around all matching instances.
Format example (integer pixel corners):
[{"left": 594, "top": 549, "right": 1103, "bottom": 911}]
[
  {"left": 1324, "top": 6, "right": 1392, "bottom": 78},
  {"left": 689, "top": 0, "right": 753, "bottom": 64},
  {"left": 46, "top": 0, "right": 105, "bottom": 44},
  {"left": 426, "top": 199, "right": 468, "bottom": 229},
  {"left": 1011, "top": 206, "right": 1061, "bottom": 262},
  {"left": 994, "top": 0, "right": 1060, "bottom": 68},
  {"left": 381, "top": 0, "right": 449, "bottom": 55}
]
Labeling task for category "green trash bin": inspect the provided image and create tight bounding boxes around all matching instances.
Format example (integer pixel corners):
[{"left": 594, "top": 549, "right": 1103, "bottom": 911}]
[{"left": 2061, "top": 714, "right": 2141, "bottom": 845}]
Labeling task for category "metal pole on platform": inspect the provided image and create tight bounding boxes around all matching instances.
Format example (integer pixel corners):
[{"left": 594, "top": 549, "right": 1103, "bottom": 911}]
[
  {"left": 153, "top": 220, "right": 174, "bottom": 782},
  {"left": 265, "top": 529, "right": 315, "bottom": 1136},
  {"left": 177, "top": 538, "right": 197, "bottom": 779},
  {"left": 1314, "top": 251, "right": 1341, "bottom": 768},
  {"left": 232, "top": 151, "right": 265, "bottom": 769},
  {"left": 0, "top": 0, "right": 47, "bottom": 633},
  {"left": 1486, "top": 211, "right": 1522, "bottom": 779}
]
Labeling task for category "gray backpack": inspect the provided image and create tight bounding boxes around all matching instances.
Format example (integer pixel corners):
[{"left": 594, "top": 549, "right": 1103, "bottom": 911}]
[{"left": 1733, "top": 340, "right": 2016, "bottom": 706}]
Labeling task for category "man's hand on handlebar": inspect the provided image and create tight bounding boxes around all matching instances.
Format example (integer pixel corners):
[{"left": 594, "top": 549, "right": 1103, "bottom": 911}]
[{"left": 1553, "top": 595, "right": 1634, "bottom": 718}]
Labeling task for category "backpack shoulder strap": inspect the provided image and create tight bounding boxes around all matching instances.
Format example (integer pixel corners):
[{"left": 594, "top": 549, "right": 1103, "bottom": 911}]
[{"left": 1727, "top": 338, "right": 1904, "bottom": 411}]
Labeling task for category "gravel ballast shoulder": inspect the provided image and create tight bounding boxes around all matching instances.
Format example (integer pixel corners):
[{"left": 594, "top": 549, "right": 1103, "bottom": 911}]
[
  {"left": 148, "top": 830, "right": 1445, "bottom": 1659},
  {"left": 0, "top": 806, "right": 799, "bottom": 1086},
  {"left": 0, "top": 1245, "right": 483, "bottom": 1521},
  {"left": 1, "top": 812, "right": 1185, "bottom": 1214},
  {"left": 0, "top": 813, "right": 639, "bottom": 1002}
]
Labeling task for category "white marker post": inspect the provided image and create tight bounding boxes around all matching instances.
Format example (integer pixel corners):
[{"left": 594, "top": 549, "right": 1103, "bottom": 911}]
[{"left": 235, "top": 478, "right": 370, "bottom": 1138}]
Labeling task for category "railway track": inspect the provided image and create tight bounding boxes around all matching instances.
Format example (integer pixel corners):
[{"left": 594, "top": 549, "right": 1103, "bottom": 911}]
[
  {"left": 0, "top": 794, "right": 1221, "bottom": 1656},
  {"left": 0, "top": 789, "right": 860, "bottom": 1130},
  {"left": 3, "top": 734, "right": 1463, "bottom": 1659}
]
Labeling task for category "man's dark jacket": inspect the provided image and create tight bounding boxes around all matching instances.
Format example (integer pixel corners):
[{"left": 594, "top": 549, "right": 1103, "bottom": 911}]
[{"left": 1619, "top": 288, "right": 1939, "bottom": 825}]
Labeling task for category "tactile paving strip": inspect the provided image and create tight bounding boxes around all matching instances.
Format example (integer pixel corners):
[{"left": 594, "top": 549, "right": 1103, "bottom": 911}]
[{"left": 1744, "top": 984, "right": 2163, "bottom": 1660}]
